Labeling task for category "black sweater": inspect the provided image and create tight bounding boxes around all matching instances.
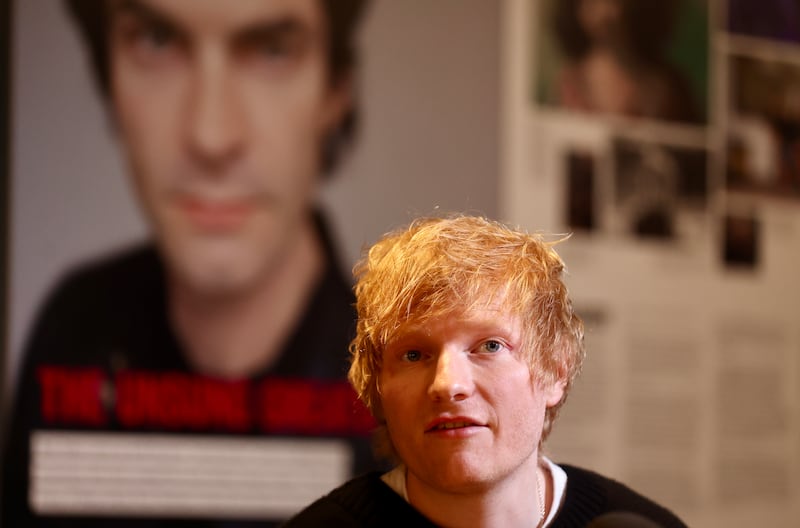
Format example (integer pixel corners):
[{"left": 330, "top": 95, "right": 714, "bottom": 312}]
[{"left": 282, "top": 465, "right": 688, "bottom": 528}]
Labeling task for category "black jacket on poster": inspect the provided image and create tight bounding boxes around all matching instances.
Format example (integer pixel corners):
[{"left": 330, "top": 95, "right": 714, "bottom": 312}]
[{"left": 1, "top": 214, "right": 375, "bottom": 527}]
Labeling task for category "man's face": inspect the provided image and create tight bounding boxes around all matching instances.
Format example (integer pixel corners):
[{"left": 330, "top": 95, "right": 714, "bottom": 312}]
[
  {"left": 378, "top": 304, "right": 565, "bottom": 495},
  {"left": 578, "top": 0, "right": 623, "bottom": 44},
  {"left": 108, "top": 0, "right": 350, "bottom": 296}
]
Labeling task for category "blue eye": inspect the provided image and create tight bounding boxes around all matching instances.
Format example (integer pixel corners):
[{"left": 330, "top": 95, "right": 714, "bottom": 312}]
[
  {"left": 403, "top": 350, "right": 422, "bottom": 362},
  {"left": 481, "top": 340, "right": 504, "bottom": 353}
]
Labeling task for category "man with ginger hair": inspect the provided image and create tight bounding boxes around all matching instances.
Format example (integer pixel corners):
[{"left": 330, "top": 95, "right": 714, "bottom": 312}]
[{"left": 284, "top": 215, "right": 686, "bottom": 527}]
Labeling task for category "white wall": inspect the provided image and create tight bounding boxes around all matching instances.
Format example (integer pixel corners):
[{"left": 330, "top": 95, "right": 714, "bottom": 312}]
[{"left": 7, "top": 0, "right": 500, "bottom": 396}]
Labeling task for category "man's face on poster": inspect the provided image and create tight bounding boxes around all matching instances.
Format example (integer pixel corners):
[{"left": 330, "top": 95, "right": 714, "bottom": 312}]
[
  {"left": 577, "top": 0, "right": 622, "bottom": 44},
  {"left": 108, "top": 0, "right": 351, "bottom": 296}
]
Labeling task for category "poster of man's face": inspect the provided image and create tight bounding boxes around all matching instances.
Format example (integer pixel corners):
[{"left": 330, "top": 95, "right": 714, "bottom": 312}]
[
  {"left": 7, "top": 0, "right": 503, "bottom": 386},
  {"left": 3, "top": 2, "right": 502, "bottom": 523}
]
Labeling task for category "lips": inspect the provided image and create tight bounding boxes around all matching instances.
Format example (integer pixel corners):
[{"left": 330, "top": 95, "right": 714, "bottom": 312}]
[
  {"left": 177, "top": 196, "right": 255, "bottom": 232},
  {"left": 425, "top": 416, "right": 485, "bottom": 433}
]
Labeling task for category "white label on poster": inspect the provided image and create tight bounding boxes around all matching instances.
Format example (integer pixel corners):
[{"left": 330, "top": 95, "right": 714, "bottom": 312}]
[{"left": 30, "top": 431, "right": 351, "bottom": 519}]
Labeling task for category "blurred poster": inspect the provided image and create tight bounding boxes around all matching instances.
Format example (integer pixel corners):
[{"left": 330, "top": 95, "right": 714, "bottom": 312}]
[
  {"left": 612, "top": 137, "right": 708, "bottom": 241},
  {"left": 0, "top": 0, "right": 9, "bottom": 402},
  {"left": 728, "top": 0, "right": 800, "bottom": 44},
  {"left": 727, "top": 55, "right": 800, "bottom": 199},
  {"left": 535, "top": 0, "right": 709, "bottom": 124},
  {"left": 5, "top": 1, "right": 502, "bottom": 526},
  {"left": 713, "top": 317, "right": 795, "bottom": 505},
  {"left": 564, "top": 149, "right": 598, "bottom": 232},
  {"left": 722, "top": 212, "right": 760, "bottom": 269},
  {"left": 502, "top": 0, "right": 800, "bottom": 525}
]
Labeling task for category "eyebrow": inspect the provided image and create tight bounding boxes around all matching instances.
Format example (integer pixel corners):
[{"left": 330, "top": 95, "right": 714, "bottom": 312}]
[
  {"left": 109, "top": 0, "right": 180, "bottom": 28},
  {"left": 233, "top": 18, "right": 313, "bottom": 50},
  {"left": 108, "top": 0, "right": 316, "bottom": 48}
]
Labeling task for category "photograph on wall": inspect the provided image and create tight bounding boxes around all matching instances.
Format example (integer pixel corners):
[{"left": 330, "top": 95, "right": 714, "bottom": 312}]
[
  {"left": 564, "top": 148, "right": 599, "bottom": 232},
  {"left": 721, "top": 212, "right": 760, "bottom": 269},
  {"left": 728, "top": 0, "right": 800, "bottom": 44},
  {"left": 727, "top": 54, "right": 800, "bottom": 199},
  {"left": 612, "top": 137, "right": 708, "bottom": 241},
  {"left": 534, "top": 0, "right": 710, "bottom": 125}
]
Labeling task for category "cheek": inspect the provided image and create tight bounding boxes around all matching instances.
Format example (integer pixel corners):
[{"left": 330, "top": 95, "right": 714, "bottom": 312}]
[
  {"left": 113, "top": 61, "right": 183, "bottom": 136},
  {"left": 112, "top": 86, "right": 182, "bottom": 191},
  {"left": 378, "top": 375, "right": 417, "bottom": 426},
  {"left": 380, "top": 391, "right": 420, "bottom": 462},
  {"left": 245, "top": 97, "right": 325, "bottom": 186},
  {"left": 500, "top": 373, "right": 547, "bottom": 428},
  {"left": 378, "top": 386, "right": 402, "bottom": 424},
  {"left": 243, "top": 67, "right": 331, "bottom": 138}
]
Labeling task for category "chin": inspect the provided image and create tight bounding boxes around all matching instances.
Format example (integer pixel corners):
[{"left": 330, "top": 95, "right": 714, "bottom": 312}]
[
  {"left": 432, "top": 473, "right": 492, "bottom": 495},
  {"left": 170, "top": 245, "right": 264, "bottom": 299},
  {"left": 424, "top": 458, "right": 494, "bottom": 492},
  {"left": 187, "top": 268, "right": 254, "bottom": 298}
]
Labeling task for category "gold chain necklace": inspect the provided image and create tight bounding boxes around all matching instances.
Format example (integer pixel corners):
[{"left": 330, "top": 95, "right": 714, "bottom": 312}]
[{"left": 536, "top": 467, "right": 547, "bottom": 527}]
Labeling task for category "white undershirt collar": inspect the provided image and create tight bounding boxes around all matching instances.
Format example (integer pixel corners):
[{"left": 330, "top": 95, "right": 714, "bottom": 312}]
[{"left": 381, "top": 456, "right": 568, "bottom": 527}]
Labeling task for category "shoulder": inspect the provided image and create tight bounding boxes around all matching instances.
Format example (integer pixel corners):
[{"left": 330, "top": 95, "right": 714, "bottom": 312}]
[
  {"left": 283, "top": 472, "right": 436, "bottom": 528},
  {"left": 39, "top": 243, "right": 160, "bottom": 311},
  {"left": 309, "top": 211, "right": 355, "bottom": 315},
  {"left": 21, "top": 244, "right": 162, "bottom": 362},
  {"left": 48, "top": 244, "right": 161, "bottom": 300},
  {"left": 281, "top": 474, "right": 375, "bottom": 527},
  {"left": 274, "top": 212, "right": 357, "bottom": 378},
  {"left": 554, "top": 464, "right": 687, "bottom": 528}
]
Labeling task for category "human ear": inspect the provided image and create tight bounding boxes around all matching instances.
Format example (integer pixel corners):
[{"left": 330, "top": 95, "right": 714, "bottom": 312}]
[
  {"left": 544, "top": 379, "right": 566, "bottom": 408},
  {"left": 321, "top": 73, "right": 353, "bottom": 132}
]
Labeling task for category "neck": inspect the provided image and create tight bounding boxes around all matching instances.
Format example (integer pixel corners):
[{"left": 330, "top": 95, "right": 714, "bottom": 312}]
[
  {"left": 169, "top": 217, "right": 324, "bottom": 378},
  {"left": 406, "top": 456, "right": 549, "bottom": 528}
]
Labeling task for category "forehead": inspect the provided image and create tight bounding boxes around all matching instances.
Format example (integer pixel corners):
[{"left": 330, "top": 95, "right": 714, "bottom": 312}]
[
  {"left": 108, "top": 0, "right": 327, "bottom": 38},
  {"left": 389, "top": 300, "right": 523, "bottom": 345}
]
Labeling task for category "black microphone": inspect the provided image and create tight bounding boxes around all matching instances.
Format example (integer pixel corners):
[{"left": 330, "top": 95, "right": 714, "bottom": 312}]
[{"left": 586, "top": 511, "right": 664, "bottom": 528}]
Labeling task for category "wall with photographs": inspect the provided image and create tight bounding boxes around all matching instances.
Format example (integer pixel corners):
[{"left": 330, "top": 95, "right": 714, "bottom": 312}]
[
  {"left": 6, "top": 0, "right": 500, "bottom": 400},
  {"left": 502, "top": 0, "right": 800, "bottom": 526}
]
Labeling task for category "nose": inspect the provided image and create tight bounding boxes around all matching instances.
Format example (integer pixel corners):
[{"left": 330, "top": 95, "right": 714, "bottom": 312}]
[
  {"left": 428, "top": 349, "right": 474, "bottom": 402},
  {"left": 185, "top": 48, "right": 244, "bottom": 171}
]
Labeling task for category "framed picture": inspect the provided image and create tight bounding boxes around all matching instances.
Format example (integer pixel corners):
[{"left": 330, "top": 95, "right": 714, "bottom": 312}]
[
  {"left": 728, "top": 0, "right": 800, "bottom": 44},
  {"left": 534, "top": 0, "right": 710, "bottom": 125},
  {"left": 613, "top": 136, "right": 708, "bottom": 240},
  {"left": 727, "top": 55, "right": 800, "bottom": 199}
]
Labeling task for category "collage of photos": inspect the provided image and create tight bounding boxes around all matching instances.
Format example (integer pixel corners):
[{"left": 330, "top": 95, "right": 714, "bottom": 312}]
[
  {"left": 727, "top": 43, "right": 800, "bottom": 201},
  {"left": 519, "top": 3, "right": 800, "bottom": 524},
  {"left": 561, "top": 136, "right": 709, "bottom": 245},
  {"left": 533, "top": 0, "right": 800, "bottom": 272}
]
